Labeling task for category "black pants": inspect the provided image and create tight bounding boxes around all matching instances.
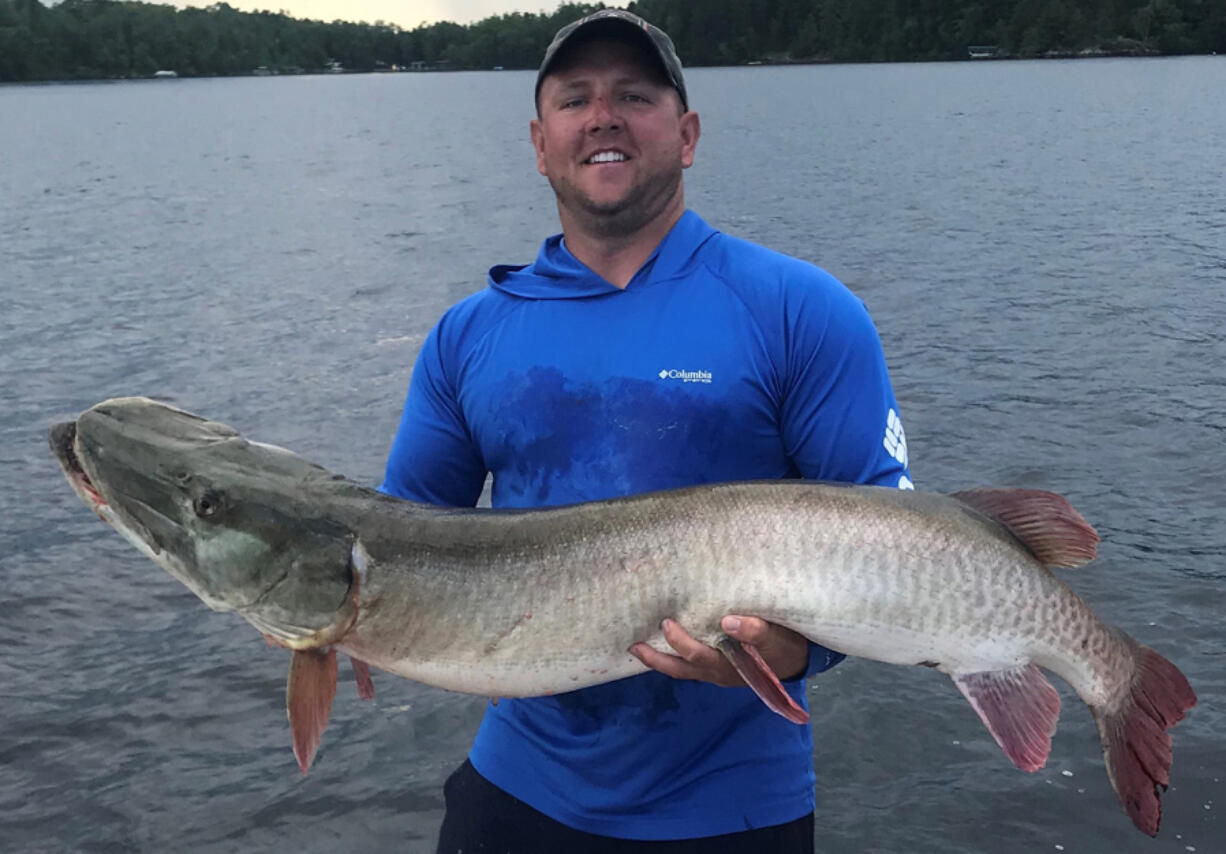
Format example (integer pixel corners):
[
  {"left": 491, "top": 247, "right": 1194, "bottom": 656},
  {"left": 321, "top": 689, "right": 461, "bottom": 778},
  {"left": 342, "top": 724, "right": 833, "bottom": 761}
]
[{"left": 436, "top": 759, "right": 816, "bottom": 854}]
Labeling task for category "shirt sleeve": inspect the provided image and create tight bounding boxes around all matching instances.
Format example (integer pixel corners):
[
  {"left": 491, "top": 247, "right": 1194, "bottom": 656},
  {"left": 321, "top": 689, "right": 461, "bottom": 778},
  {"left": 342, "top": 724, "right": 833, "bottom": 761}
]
[
  {"left": 777, "top": 269, "right": 914, "bottom": 678},
  {"left": 780, "top": 271, "right": 912, "bottom": 490},
  {"left": 378, "top": 320, "right": 487, "bottom": 508}
]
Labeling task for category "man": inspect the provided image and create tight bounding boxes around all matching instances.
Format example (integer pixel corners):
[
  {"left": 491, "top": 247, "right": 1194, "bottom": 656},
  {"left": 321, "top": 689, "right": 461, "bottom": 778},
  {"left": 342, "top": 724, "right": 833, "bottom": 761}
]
[{"left": 379, "top": 10, "right": 912, "bottom": 852}]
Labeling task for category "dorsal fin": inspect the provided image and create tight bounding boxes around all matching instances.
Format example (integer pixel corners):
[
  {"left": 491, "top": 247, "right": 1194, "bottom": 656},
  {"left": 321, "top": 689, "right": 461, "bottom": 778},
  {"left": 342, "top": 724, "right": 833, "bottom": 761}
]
[{"left": 952, "top": 487, "right": 1099, "bottom": 569}]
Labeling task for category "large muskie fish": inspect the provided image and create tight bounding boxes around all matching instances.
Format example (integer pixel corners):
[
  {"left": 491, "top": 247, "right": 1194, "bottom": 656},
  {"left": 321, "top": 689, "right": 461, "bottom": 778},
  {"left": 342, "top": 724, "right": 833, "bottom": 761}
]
[{"left": 50, "top": 397, "right": 1195, "bottom": 836}]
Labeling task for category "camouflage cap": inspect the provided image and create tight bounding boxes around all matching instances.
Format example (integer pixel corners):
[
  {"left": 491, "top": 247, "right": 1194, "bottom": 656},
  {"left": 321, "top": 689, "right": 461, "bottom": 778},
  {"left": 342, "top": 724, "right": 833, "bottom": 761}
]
[{"left": 535, "top": 9, "right": 688, "bottom": 110}]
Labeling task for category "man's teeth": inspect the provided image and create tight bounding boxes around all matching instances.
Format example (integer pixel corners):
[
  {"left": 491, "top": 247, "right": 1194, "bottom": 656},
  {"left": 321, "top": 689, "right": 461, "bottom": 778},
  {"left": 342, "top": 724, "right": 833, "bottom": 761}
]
[{"left": 588, "top": 151, "right": 628, "bottom": 163}]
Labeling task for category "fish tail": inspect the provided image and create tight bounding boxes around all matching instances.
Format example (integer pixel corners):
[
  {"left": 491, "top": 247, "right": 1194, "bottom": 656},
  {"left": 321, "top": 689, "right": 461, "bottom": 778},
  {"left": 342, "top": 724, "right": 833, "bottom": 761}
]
[{"left": 1091, "top": 638, "right": 1196, "bottom": 836}]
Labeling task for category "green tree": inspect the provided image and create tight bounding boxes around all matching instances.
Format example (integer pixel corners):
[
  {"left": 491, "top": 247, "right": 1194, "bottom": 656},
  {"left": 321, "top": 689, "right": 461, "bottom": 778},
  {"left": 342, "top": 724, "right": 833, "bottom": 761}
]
[
  {"left": 1, "top": 0, "right": 1220, "bottom": 84},
  {"left": 791, "top": 11, "right": 820, "bottom": 57},
  {"left": 1134, "top": 0, "right": 1189, "bottom": 50}
]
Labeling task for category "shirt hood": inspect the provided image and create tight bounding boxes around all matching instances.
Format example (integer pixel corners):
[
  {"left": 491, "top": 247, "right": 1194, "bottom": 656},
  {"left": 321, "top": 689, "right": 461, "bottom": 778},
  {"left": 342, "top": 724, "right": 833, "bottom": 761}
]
[{"left": 488, "top": 210, "right": 719, "bottom": 300}]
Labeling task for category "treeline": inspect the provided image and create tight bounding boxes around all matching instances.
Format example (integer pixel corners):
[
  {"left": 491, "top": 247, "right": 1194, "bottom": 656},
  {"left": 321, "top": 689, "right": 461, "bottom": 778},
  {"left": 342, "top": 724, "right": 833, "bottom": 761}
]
[
  {"left": 2, "top": 0, "right": 1223, "bottom": 82},
  {"left": 640, "top": 0, "right": 1226, "bottom": 63}
]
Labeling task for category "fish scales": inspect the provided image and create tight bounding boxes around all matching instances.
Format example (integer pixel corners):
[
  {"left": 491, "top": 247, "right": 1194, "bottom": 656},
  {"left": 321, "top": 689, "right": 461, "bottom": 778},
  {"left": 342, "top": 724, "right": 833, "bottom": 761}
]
[
  {"left": 340, "top": 483, "right": 1108, "bottom": 708},
  {"left": 50, "top": 397, "right": 1196, "bottom": 836}
]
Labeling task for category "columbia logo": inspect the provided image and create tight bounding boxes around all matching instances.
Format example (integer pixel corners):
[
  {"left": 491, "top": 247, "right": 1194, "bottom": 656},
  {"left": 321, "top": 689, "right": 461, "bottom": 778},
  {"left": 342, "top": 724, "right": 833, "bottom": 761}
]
[
  {"left": 883, "top": 408, "right": 908, "bottom": 468},
  {"left": 883, "top": 408, "right": 913, "bottom": 491},
  {"left": 657, "top": 369, "right": 712, "bottom": 384}
]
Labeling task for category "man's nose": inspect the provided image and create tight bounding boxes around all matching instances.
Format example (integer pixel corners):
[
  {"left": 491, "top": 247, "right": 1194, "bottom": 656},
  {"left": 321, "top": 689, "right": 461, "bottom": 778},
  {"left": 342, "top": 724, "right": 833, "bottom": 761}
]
[{"left": 586, "top": 98, "right": 621, "bottom": 132}]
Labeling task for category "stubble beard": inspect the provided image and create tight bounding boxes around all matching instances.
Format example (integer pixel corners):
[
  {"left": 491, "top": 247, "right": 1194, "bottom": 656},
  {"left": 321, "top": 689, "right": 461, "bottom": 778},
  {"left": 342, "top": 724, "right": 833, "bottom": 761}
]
[{"left": 551, "top": 161, "right": 684, "bottom": 240}]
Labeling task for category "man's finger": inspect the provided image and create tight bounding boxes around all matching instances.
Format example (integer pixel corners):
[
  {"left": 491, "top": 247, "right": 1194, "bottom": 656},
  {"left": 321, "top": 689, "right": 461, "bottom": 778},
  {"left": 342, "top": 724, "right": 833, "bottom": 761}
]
[
  {"left": 720, "top": 615, "right": 772, "bottom": 644},
  {"left": 722, "top": 616, "right": 809, "bottom": 682},
  {"left": 629, "top": 641, "right": 698, "bottom": 680},
  {"left": 630, "top": 622, "right": 746, "bottom": 687},
  {"left": 660, "top": 618, "right": 717, "bottom": 662}
]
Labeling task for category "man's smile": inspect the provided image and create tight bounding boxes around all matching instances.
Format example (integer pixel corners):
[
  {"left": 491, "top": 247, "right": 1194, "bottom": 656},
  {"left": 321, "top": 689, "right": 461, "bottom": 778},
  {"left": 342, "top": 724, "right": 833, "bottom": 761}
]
[{"left": 585, "top": 149, "right": 630, "bottom": 164}]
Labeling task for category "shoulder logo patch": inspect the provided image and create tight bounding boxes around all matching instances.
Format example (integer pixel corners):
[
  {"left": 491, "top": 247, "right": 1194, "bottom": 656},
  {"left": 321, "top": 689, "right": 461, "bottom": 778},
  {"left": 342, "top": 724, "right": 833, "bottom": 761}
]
[{"left": 883, "top": 407, "right": 908, "bottom": 468}]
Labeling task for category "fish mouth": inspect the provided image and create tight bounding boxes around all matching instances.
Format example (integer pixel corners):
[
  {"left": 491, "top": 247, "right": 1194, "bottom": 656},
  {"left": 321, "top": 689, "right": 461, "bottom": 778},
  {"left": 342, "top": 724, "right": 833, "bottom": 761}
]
[
  {"left": 52, "top": 416, "right": 225, "bottom": 601},
  {"left": 50, "top": 421, "right": 107, "bottom": 509},
  {"left": 51, "top": 418, "right": 174, "bottom": 559}
]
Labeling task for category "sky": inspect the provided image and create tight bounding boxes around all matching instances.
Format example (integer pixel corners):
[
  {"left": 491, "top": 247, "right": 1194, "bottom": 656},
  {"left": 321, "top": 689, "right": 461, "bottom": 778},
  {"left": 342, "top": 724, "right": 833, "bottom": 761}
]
[{"left": 175, "top": 1, "right": 554, "bottom": 28}]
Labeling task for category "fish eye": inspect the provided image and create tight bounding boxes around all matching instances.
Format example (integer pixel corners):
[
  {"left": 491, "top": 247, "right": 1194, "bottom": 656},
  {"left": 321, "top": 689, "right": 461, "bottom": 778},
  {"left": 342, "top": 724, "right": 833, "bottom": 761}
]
[{"left": 193, "top": 490, "right": 224, "bottom": 518}]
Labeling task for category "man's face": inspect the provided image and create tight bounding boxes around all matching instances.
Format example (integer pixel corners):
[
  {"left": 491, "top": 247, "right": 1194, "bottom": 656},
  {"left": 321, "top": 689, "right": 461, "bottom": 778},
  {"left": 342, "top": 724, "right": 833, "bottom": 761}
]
[{"left": 531, "top": 38, "right": 700, "bottom": 238}]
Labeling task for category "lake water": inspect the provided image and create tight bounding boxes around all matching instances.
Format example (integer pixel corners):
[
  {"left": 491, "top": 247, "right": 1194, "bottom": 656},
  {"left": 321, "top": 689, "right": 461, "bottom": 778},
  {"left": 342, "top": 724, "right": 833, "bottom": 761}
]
[{"left": 1, "top": 56, "right": 1223, "bottom": 853}]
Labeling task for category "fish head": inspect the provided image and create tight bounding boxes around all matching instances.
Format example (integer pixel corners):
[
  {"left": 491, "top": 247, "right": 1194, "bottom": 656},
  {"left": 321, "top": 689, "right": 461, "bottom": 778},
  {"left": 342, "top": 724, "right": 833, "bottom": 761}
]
[{"left": 51, "top": 397, "right": 357, "bottom": 649}]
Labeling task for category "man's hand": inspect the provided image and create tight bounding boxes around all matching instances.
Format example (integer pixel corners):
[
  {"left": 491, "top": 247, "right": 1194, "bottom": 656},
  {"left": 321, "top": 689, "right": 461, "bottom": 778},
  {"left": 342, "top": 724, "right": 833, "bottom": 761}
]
[{"left": 629, "top": 616, "right": 809, "bottom": 686}]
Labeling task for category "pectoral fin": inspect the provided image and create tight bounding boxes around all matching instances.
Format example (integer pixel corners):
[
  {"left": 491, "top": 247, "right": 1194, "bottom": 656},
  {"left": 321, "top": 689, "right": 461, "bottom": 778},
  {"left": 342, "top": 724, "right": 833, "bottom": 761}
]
[
  {"left": 350, "top": 656, "right": 375, "bottom": 700},
  {"left": 287, "top": 648, "right": 338, "bottom": 773},
  {"left": 716, "top": 636, "right": 810, "bottom": 725},
  {"left": 952, "top": 664, "right": 1061, "bottom": 772}
]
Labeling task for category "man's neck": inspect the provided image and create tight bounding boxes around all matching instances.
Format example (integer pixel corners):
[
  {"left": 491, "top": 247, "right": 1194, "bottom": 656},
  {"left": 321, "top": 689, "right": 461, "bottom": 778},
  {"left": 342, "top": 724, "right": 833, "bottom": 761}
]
[{"left": 559, "top": 198, "right": 686, "bottom": 289}]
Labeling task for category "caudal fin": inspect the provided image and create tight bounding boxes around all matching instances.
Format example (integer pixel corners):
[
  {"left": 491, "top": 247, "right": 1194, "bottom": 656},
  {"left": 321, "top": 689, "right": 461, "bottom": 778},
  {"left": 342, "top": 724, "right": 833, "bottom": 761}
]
[{"left": 1092, "top": 641, "right": 1196, "bottom": 836}]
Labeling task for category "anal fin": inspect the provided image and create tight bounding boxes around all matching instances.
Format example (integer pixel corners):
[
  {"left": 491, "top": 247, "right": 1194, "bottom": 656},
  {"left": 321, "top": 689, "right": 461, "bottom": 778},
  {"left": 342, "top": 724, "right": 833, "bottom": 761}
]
[
  {"left": 952, "top": 664, "right": 1061, "bottom": 772},
  {"left": 287, "top": 648, "right": 338, "bottom": 773},
  {"left": 716, "top": 636, "right": 810, "bottom": 725}
]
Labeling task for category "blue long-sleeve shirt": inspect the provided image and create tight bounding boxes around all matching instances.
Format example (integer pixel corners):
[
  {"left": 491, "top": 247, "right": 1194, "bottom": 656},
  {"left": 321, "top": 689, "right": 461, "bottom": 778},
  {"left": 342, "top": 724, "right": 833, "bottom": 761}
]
[{"left": 380, "top": 210, "right": 912, "bottom": 839}]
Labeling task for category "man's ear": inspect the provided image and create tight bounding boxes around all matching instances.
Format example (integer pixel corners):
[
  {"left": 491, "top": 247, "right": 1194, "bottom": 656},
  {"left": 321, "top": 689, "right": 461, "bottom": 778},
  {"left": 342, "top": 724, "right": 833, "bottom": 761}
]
[
  {"left": 680, "top": 110, "right": 701, "bottom": 170},
  {"left": 530, "top": 118, "right": 548, "bottom": 176}
]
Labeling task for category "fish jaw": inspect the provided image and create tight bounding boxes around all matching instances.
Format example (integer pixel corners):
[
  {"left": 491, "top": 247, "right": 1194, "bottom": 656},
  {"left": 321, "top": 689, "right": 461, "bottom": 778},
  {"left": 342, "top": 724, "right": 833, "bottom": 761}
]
[
  {"left": 51, "top": 418, "right": 202, "bottom": 596},
  {"left": 51, "top": 421, "right": 106, "bottom": 510}
]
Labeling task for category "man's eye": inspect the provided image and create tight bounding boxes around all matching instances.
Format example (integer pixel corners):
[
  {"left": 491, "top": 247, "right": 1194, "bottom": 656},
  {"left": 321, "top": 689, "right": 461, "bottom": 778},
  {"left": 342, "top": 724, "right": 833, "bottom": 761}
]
[
  {"left": 562, "top": 98, "right": 585, "bottom": 109},
  {"left": 622, "top": 93, "right": 648, "bottom": 103}
]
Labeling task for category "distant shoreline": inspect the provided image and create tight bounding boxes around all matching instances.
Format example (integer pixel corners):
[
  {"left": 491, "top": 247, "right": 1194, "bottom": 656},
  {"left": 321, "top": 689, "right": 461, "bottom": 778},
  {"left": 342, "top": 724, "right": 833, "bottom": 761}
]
[
  {"left": 6, "top": 0, "right": 1221, "bottom": 86},
  {"left": 6, "top": 49, "right": 1219, "bottom": 88}
]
